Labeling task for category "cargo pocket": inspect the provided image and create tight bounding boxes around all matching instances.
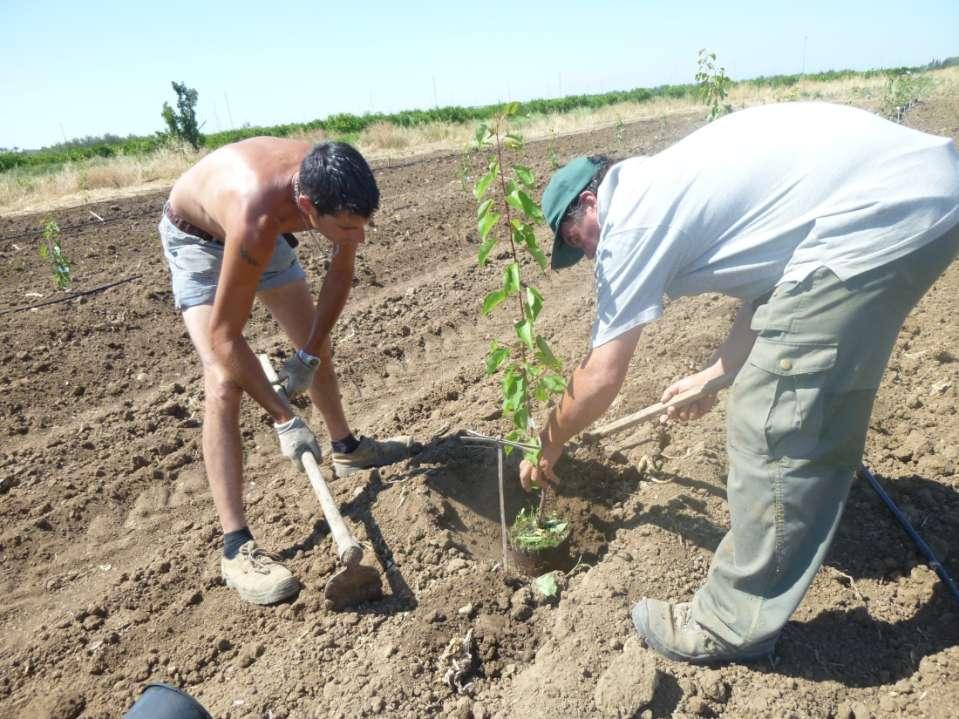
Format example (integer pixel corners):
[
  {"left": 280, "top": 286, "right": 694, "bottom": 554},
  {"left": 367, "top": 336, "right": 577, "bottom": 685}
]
[{"left": 728, "top": 338, "right": 838, "bottom": 458}]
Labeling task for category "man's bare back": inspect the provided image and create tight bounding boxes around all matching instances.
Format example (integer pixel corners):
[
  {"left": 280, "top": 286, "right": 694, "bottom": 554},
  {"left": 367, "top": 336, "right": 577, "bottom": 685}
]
[{"left": 169, "top": 137, "right": 313, "bottom": 243}]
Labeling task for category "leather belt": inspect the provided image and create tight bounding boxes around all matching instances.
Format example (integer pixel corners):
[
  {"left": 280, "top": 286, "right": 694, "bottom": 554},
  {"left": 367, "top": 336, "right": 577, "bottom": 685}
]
[
  {"left": 163, "top": 202, "right": 298, "bottom": 248},
  {"left": 163, "top": 202, "right": 220, "bottom": 244}
]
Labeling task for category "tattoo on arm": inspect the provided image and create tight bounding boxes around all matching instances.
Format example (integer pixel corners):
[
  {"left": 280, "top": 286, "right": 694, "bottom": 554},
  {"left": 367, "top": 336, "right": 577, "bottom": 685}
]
[{"left": 239, "top": 245, "right": 260, "bottom": 267}]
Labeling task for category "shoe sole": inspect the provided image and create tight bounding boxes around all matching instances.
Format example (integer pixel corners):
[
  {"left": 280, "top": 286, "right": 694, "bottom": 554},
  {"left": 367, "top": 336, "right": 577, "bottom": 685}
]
[
  {"left": 631, "top": 601, "right": 775, "bottom": 664},
  {"left": 333, "top": 463, "right": 363, "bottom": 478},
  {"left": 224, "top": 576, "right": 300, "bottom": 605}
]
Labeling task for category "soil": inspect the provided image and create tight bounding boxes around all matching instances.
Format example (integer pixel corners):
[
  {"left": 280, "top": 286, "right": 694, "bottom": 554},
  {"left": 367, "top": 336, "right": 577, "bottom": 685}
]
[{"left": 1, "top": 99, "right": 958, "bottom": 719}]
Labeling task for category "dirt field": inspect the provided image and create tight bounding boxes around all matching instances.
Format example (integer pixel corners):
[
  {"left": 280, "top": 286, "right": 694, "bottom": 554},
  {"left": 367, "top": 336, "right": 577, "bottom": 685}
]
[{"left": 1, "top": 99, "right": 958, "bottom": 719}]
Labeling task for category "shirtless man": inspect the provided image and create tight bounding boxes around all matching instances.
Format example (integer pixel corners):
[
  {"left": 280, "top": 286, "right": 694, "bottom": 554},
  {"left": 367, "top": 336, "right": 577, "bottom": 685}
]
[{"left": 159, "top": 139, "right": 410, "bottom": 604}]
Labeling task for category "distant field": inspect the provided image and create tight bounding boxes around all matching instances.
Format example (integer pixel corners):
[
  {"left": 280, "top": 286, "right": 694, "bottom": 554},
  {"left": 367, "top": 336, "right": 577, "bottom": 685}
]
[{"left": 2, "top": 62, "right": 957, "bottom": 216}]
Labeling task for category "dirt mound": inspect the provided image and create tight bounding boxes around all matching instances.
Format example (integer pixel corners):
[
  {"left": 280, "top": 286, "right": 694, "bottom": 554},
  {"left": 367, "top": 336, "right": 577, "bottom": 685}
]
[{"left": 1, "top": 104, "right": 958, "bottom": 718}]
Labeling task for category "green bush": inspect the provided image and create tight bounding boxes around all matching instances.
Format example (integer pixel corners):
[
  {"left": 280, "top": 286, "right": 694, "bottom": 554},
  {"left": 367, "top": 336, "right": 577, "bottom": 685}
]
[{"left": 4, "top": 58, "right": 955, "bottom": 175}]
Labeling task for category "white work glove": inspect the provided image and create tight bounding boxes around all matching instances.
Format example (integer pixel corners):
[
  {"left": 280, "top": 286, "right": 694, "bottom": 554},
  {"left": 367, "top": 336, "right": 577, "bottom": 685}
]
[
  {"left": 275, "top": 417, "right": 321, "bottom": 470},
  {"left": 277, "top": 348, "right": 320, "bottom": 397}
]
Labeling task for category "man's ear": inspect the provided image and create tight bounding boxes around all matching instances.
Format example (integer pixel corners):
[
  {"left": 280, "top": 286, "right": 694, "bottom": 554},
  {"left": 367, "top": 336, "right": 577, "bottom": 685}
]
[
  {"left": 579, "top": 190, "right": 597, "bottom": 208},
  {"left": 296, "top": 195, "right": 314, "bottom": 216}
]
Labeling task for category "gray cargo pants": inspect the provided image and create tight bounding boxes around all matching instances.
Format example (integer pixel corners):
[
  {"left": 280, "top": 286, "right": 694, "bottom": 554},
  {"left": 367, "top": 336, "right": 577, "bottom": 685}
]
[{"left": 691, "top": 224, "right": 959, "bottom": 651}]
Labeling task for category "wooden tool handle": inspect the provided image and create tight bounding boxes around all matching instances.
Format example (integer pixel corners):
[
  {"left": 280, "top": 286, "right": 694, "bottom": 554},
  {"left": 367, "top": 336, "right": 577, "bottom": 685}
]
[
  {"left": 301, "top": 453, "right": 363, "bottom": 567},
  {"left": 257, "top": 354, "right": 363, "bottom": 567},
  {"left": 584, "top": 372, "right": 736, "bottom": 441}
]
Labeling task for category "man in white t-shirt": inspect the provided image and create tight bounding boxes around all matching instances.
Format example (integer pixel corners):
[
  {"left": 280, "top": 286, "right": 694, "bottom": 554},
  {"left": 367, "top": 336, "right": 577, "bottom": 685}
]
[{"left": 522, "top": 102, "right": 959, "bottom": 663}]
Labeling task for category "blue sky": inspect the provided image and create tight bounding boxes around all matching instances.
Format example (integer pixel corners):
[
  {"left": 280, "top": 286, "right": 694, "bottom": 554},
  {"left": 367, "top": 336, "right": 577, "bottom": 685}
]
[{"left": 2, "top": 0, "right": 957, "bottom": 150}]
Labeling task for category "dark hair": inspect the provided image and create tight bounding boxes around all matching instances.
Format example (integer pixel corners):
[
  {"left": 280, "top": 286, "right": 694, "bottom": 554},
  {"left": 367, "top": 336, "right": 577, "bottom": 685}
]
[
  {"left": 562, "top": 154, "right": 614, "bottom": 226},
  {"left": 299, "top": 142, "right": 380, "bottom": 218}
]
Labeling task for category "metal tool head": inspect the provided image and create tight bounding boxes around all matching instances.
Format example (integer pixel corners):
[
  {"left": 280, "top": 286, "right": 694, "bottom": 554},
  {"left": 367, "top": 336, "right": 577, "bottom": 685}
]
[{"left": 323, "top": 563, "right": 383, "bottom": 611}]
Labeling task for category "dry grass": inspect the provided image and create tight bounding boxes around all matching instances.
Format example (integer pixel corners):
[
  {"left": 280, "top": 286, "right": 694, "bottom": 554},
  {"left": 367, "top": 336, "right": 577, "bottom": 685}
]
[
  {"left": 4, "top": 66, "right": 957, "bottom": 217},
  {"left": 0, "top": 144, "right": 201, "bottom": 216}
]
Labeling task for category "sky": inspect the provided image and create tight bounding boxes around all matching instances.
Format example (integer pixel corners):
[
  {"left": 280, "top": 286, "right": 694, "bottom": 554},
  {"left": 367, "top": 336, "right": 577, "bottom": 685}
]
[{"left": 2, "top": 0, "right": 957, "bottom": 150}]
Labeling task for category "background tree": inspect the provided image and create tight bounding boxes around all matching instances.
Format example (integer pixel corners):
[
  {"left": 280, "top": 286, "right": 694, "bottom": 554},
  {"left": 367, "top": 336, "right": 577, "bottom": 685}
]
[{"left": 161, "top": 81, "right": 202, "bottom": 150}]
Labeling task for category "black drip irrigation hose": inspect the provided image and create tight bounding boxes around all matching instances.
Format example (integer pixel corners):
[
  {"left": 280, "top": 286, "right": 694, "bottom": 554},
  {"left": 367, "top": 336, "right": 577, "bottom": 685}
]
[
  {"left": 0, "top": 274, "right": 142, "bottom": 316},
  {"left": 859, "top": 463, "right": 959, "bottom": 607}
]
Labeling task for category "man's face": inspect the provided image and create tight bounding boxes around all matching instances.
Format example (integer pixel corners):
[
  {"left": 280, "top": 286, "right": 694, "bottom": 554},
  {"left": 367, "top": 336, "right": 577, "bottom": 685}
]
[
  {"left": 559, "top": 191, "right": 601, "bottom": 259},
  {"left": 309, "top": 210, "right": 369, "bottom": 246}
]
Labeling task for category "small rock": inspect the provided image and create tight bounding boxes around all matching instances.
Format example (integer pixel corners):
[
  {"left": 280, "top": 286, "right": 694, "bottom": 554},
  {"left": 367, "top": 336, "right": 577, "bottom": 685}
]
[
  {"left": 699, "top": 671, "right": 728, "bottom": 703},
  {"left": 458, "top": 603, "right": 476, "bottom": 617},
  {"left": 510, "top": 603, "right": 532, "bottom": 622},
  {"left": 447, "top": 557, "right": 469, "bottom": 574},
  {"left": 594, "top": 637, "right": 660, "bottom": 717},
  {"left": 685, "top": 696, "right": 712, "bottom": 716}
]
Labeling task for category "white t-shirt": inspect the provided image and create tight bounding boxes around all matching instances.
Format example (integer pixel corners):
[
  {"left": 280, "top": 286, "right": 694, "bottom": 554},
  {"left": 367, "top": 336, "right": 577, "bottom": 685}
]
[{"left": 592, "top": 102, "right": 959, "bottom": 347}]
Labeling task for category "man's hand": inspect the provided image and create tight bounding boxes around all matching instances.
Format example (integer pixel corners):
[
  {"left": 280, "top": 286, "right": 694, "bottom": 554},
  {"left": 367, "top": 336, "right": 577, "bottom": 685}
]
[
  {"left": 659, "top": 366, "right": 723, "bottom": 424},
  {"left": 519, "top": 444, "right": 562, "bottom": 492},
  {"left": 275, "top": 417, "right": 321, "bottom": 469},
  {"left": 277, "top": 349, "right": 320, "bottom": 397}
]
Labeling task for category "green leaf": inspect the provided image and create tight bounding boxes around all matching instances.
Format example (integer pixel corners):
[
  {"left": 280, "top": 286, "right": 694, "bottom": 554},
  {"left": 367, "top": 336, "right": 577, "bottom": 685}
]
[
  {"left": 502, "top": 366, "right": 525, "bottom": 412},
  {"left": 533, "top": 572, "right": 559, "bottom": 598},
  {"left": 515, "top": 319, "right": 534, "bottom": 350},
  {"left": 505, "top": 187, "right": 523, "bottom": 214},
  {"left": 524, "top": 286, "right": 543, "bottom": 322},
  {"left": 514, "top": 165, "right": 535, "bottom": 188},
  {"left": 476, "top": 198, "right": 494, "bottom": 220},
  {"left": 503, "top": 262, "right": 521, "bottom": 296},
  {"left": 482, "top": 289, "right": 507, "bottom": 316},
  {"left": 540, "top": 374, "right": 566, "bottom": 393},
  {"left": 513, "top": 406, "right": 529, "bottom": 431},
  {"left": 511, "top": 221, "right": 548, "bottom": 271},
  {"left": 474, "top": 123, "right": 489, "bottom": 147},
  {"left": 516, "top": 189, "right": 545, "bottom": 223},
  {"left": 502, "top": 101, "right": 521, "bottom": 117},
  {"left": 535, "top": 336, "right": 563, "bottom": 371},
  {"left": 473, "top": 160, "right": 498, "bottom": 201},
  {"left": 527, "top": 242, "right": 548, "bottom": 271},
  {"left": 477, "top": 210, "right": 500, "bottom": 242},
  {"left": 504, "top": 132, "right": 523, "bottom": 150},
  {"left": 505, "top": 428, "right": 526, "bottom": 445},
  {"left": 477, "top": 232, "right": 498, "bottom": 266},
  {"left": 485, "top": 344, "right": 510, "bottom": 375}
]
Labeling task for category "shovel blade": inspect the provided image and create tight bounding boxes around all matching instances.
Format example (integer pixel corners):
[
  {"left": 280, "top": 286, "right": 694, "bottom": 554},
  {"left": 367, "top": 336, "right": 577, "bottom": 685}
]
[{"left": 323, "top": 563, "right": 383, "bottom": 611}]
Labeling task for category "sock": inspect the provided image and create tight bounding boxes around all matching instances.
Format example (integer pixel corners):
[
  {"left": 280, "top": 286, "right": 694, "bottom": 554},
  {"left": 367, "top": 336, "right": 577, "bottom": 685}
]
[
  {"left": 223, "top": 527, "right": 254, "bottom": 559},
  {"left": 331, "top": 433, "right": 360, "bottom": 454}
]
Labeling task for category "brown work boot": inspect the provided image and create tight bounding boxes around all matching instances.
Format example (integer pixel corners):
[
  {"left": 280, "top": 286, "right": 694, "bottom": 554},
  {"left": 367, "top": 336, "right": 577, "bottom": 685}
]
[
  {"left": 221, "top": 541, "right": 299, "bottom": 605},
  {"left": 332, "top": 435, "right": 412, "bottom": 478}
]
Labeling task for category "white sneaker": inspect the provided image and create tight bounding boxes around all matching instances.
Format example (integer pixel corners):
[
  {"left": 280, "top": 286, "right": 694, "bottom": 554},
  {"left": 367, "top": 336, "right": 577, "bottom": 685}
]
[
  {"left": 332, "top": 435, "right": 412, "bottom": 477},
  {"left": 221, "top": 541, "right": 299, "bottom": 605}
]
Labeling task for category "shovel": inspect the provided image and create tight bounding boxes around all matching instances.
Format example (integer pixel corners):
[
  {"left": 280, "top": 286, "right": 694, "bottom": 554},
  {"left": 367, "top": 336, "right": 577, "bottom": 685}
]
[{"left": 258, "top": 354, "right": 382, "bottom": 610}]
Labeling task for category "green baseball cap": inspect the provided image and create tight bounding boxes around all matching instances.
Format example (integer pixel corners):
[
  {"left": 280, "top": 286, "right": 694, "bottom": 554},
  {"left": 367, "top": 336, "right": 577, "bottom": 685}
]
[{"left": 541, "top": 156, "right": 601, "bottom": 269}]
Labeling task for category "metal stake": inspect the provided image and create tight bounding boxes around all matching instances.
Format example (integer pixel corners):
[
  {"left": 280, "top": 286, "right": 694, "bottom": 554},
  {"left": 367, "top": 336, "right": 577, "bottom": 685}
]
[{"left": 498, "top": 444, "right": 508, "bottom": 573}]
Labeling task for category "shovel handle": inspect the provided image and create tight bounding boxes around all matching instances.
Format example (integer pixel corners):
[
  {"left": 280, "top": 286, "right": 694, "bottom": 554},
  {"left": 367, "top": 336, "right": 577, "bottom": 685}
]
[
  {"left": 257, "top": 354, "right": 363, "bottom": 568},
  {"left": 584, "top": 372, "right": 737, "bottom": 441}
]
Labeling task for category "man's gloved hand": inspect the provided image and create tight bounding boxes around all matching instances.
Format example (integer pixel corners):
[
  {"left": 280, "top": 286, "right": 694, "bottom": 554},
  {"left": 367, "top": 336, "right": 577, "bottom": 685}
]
[
  {"left": 275, "top": 416, "right": 321, "bottom": 470},
  {"left": 277, "top": 349, "right": 320, "bottom": 397}
]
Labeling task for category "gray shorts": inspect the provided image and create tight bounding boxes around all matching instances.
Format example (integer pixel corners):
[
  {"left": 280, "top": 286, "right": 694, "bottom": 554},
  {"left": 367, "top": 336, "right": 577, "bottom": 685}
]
[{"left": 158, "top": 214, "right": 306, "bottom": 311}]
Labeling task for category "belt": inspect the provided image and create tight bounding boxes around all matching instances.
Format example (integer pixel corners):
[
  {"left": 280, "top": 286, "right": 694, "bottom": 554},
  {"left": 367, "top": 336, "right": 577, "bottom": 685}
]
[
  {"left": 163, "top": 202, "right": 220, "bottom": 244},
  {"left": 163, "top": 201, "right": 298, "bottom": 248}
]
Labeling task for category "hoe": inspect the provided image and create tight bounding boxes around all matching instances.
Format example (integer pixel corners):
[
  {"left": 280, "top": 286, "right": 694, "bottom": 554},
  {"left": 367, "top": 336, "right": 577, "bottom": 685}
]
[
  {"left": 585, "top": 373, "right": 959, "bottom": 607},
  {"left": 258, "top": 354, "right": 382, "bottom": 610}
]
